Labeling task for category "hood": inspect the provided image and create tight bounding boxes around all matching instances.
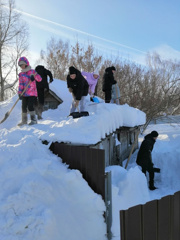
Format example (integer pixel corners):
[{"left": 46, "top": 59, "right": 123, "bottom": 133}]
[
  {"left": 35, "top": 65, "right": 45, "bottom": 71},
  {"left": 18, "top": 57, "right": 30, "bottom": 66}
]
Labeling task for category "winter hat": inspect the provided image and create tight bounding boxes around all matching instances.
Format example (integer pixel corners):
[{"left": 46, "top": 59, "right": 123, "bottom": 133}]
[
  {"left": 69, "top": 66, "right": 76, "bottom": 75},
  {"left": 18, "top": 56, "right": 29, "bottom": 66},
  {"left": 93, "top": 69, "right": 99, "bottom": 75},
  {"left": 151, "top": 131, "right": 159, "bottom": 138},
  {"left": 111, "top": 66, "right": 116, "bottom": 71}
]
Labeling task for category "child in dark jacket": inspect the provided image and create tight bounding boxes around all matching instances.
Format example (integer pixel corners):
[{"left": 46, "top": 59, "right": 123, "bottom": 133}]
[
  {"left": 102, "top": 66, "right": 117, "bottom": 103},
  {"left": 136, "top": 131, "right": 160, "bottom": 190},
  {"left": 35, "top": 65, "right": 53, "bottom": 119},
  {"left": 67, "top": 66, "right": 89, "bottom": 114}
]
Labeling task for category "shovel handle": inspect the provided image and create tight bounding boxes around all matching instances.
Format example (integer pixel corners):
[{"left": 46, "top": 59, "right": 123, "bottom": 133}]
[{"left": 0, "top": 80, "right": 32, "bottom": 124}]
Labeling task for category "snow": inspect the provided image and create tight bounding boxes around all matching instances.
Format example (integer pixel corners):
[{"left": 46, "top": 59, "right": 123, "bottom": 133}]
[
  {"left": 0, "top": 79, "right": 145, "bottom": 145},
  {"left": 0, "top": 79, "right": 180, "bottom": 240}
]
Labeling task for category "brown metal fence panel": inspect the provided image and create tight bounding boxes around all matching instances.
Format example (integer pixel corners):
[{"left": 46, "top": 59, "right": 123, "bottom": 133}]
[
  {"left": 49, "top": 142, "right": 105, "bottom": 200},
  {"left": 157, "top": 195, "right": 171, "bottom": 240},
  {"left": 171, "top": 191, "right": 180, "bottom": 240},
  {"left": 120, "top": 204, "right": 142, "bottom": 240},
  {"left": 120, "top": 191, "right": 180, "bottom": 240},
  {"left": 142, "top": 200, "right": 158, "bottom": 240}
]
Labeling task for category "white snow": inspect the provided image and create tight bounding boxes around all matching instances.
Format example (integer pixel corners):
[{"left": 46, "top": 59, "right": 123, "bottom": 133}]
[
  {"left": 0, "top": 79, "right": 145, "bottom": 144},
  {"left": 0, "top": 79, "right": 180, "bottom": 240}
]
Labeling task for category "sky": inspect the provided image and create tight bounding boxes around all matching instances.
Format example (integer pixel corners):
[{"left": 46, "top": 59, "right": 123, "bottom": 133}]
[
  {"left": 13, "top": 0, "right": 180, "bottom": 67},
  {"left": 1, "top": 79, "right": 180, "bottom": 239}
]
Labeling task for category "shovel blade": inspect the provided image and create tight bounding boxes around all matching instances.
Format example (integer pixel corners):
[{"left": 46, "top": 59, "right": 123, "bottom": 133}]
[{"left": 70, "top": 111, "right": 89, "bottom": 119}]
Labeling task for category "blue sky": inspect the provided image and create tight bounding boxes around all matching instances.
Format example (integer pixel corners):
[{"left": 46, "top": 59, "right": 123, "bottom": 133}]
[{"left": 15, "top": 0, "right": 180, "bottom": 66}]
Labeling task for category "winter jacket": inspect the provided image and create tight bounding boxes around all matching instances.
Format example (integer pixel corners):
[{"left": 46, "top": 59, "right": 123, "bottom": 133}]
[
  {"left": 67, "top": 69, "right": 89, "bottom": 101},
  {"left": 18, "top": 57, "right": 42, "bottom": 97},
  {"left": 81, "top": 71, "right": 99, "bottom": 95},
  {"left": 35, "top": 65, "right": 53, "bottom": 90},
  {"left": 136, "top": 133, "right": 156, "bottom": 170},
  {"left": 102, "top": 67, "right": 117, "bottom": 92}
]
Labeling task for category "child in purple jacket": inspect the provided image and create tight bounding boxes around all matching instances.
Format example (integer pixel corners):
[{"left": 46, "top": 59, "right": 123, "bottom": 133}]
[
  {"left": 81, "top": 70, "right": 99, "bottom": 100},
  {"left": 18, "top": 56, "right": 42, "bottom": 126}
]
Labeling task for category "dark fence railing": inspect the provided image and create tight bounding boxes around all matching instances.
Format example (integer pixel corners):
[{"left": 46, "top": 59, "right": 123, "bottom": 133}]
[{"left": 120, "top": 191, "right": 180, "bottom": 240}]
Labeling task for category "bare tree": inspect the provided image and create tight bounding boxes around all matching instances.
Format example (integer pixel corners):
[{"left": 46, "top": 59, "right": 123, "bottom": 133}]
[
  {"left": 40, "top": 37, "right": 70, "bottom": 80},
  {"left": 0, "top": 0, "right": 29, "bottom": 101}
]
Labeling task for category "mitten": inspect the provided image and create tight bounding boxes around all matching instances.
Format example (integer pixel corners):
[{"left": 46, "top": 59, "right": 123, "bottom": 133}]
[
  {"left": 30, "top": 75, "right": 35, "bottom": 81},
  {"left": 69, "top": 88, "right": 73, "bottom": 93},
  {"left": 19, "top": 94, "right": 23, "bottom": 100}
]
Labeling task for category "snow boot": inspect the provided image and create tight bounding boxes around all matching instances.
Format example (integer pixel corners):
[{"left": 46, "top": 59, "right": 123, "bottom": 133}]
[
  {"left": 18, "top": 112, "right": 28, "bottom": 126},
  {"left": 149, "top": 180, "right": 157, "bottom": 190},
  {"left": 29, "top": 111, "right": 37, "bottom": 125},
  {"left": 37, "top": 104, "right": 43, "bottom": 120}
]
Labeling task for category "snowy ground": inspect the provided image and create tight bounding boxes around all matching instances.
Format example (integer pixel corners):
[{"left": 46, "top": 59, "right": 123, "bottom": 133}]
[{"left": 0, "top": 79, "right": 180, "bottom": 240}]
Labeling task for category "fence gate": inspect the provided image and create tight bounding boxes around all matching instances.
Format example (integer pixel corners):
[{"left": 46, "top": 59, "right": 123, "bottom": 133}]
[{"left": 50, "top": 142, "right": 112, "bottom": 239}]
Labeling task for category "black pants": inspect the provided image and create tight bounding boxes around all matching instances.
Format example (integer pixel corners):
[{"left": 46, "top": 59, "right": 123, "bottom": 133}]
[
  {"left": 22, "top": 96, "right": 37, "bottom": 113},
  {"left": 142, "top": 166, "right": 154, "bottom": 186},
  {"left": 104, "top": 90, "right": 111, "bottom": 103},
  {"left": 37, "top": 88, "right": 45, "bottom": 105}
]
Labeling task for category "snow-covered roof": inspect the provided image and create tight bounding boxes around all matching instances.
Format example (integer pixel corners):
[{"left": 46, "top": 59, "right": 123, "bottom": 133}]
[{"left": 0, "top": 79, "right": 146, "bottom": 145}]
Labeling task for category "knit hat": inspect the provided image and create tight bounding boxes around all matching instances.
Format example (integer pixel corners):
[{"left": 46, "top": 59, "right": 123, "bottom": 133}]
[
  {"left": 18, "top": 56, "right": 29, "bottom": 66},
  {"left": 111, "top": 66, "right": 116, "bottom": 71},
  {"left": 69, "top": 66, "right": 76, "bottom": 75},
  {"left": 93, "top": 69, "right": 99, "bottom": 75},
  {"left": 151, "top": 131, "right": 159, "bottom": 138}
]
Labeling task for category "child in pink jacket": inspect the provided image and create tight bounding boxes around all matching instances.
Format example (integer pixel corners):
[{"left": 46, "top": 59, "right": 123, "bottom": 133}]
[
  {"left": 18, "top": 56, "right": 42, "bottom": 126},
  {"left": 81, "top": 70, "right": 99, "bottom": 100}
]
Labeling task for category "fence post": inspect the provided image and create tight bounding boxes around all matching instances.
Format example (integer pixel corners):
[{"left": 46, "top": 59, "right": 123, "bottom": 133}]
[{"left": 105, "top": 171, "right": 113, "bottom": 240}]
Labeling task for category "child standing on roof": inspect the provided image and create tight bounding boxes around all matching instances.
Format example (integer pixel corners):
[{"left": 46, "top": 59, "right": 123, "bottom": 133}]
[
  {"left": 81, "top": 70, "right": 99, "bottom": 101},
  {"left": 18, "top": 57, "right": 42, "bottom": 126},
  {"left": 67, "top": 66, "right": 89, "bottom": 113}
]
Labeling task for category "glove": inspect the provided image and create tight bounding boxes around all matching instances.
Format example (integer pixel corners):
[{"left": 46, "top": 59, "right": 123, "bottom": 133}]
[
  {"left": 30, "top": 75, "right": 35, "bottom": 81},
  {"left": 50, "top": 79, "right": 53, "bottom": 83},
  {"left": 74, "top": 100, "right": 79, "bottom": 108},
  {"left": 69, "top": 88, "right": 73, "bottom": 93},
  {"left": 19, "top": 94, "right": 23, "bottom": 100},
  {"left": 90, "top": 94, "right": 95, "bottom": 102}
]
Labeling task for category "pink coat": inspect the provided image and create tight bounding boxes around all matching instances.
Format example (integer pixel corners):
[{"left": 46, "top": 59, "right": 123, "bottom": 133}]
[
  {"left": 18, "top": 70, "right": 42, "bottom": 97},
  {"left": 18, "top": 57, "right": 42, "bottom": 97}
]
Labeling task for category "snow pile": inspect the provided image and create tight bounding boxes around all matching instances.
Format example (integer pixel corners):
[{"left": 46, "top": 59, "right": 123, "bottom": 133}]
[
  {"left": 1, "top": 79, "right": 180, "bottom": 240},
  {"left": 0, "top": 128, "right": 106, "bottom": 240}
]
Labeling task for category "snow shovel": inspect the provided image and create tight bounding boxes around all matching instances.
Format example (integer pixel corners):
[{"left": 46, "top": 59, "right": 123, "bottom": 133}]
[
  {"left": 0, "top": 80, "right": 31, "bottom": 124},
  {"left": 69, "top": 106, "right": 89, "bottom": 119},
  {"left": 70, "top": 110, "right": 89, "bottom": 119}
]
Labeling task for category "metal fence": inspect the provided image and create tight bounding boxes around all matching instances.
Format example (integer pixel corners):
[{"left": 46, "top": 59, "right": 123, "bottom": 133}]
[
  {"left": 49, "top": 142, "right": 112, "bottom": 239},
  {"left": 120, "top": 191, "right": 180, "bottom": 240}
]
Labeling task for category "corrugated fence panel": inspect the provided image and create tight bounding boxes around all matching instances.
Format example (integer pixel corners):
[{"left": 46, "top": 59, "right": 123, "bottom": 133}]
[
  {"left": 49, "top": 142, "right": 105, "bottom": 200},
  {"left": 171, "top": 191, "right": 180, "bottom": 240},
  {"left": 142, "top": 200, "right": 158, "bottom": 240},
  {"left": 120, "top": 204, "right": 142, "bottom": 240},
  {"left": 120, "top": 191, "right": 180, "bottom": 240},
  {"left": 157, "top": 195, "right": 171, "bottom": 240}
]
